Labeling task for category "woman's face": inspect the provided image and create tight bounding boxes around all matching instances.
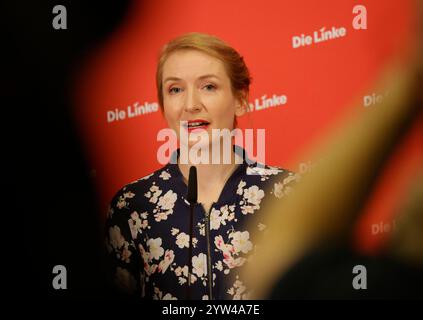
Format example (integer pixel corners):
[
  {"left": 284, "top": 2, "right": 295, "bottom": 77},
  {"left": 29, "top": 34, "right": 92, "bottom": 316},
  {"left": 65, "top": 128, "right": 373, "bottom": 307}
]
[{"left": 161, "top": 49, "right": 245, "bottom": 148}]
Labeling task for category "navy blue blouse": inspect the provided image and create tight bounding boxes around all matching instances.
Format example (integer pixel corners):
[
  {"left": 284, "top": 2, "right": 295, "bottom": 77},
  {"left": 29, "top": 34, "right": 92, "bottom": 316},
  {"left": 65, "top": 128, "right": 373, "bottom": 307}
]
[{"left": 105, "top": 146, "right": 300, "bottom": 300}]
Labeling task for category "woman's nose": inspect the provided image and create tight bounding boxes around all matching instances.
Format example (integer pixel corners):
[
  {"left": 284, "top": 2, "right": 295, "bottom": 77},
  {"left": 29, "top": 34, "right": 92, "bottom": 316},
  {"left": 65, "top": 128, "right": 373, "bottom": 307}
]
[{"left": 184, "top": 88, "right": 202, "bottom": 112}]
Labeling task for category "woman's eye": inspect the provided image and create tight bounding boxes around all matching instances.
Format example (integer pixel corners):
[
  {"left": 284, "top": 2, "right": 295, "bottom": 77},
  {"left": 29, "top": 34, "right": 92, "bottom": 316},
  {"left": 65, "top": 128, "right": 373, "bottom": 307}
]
[
  {"left": 203, "top": 84, "right": 216, "bottom": 91},
  {"left": 169, "top": 87, "right": 182, "bottom": 94}
]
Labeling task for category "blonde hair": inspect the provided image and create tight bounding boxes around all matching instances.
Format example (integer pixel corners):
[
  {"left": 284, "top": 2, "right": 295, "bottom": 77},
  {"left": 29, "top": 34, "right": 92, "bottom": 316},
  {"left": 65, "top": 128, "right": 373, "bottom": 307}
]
[{"left": 156, "top": 32, "right": 251, "bottom": 110}]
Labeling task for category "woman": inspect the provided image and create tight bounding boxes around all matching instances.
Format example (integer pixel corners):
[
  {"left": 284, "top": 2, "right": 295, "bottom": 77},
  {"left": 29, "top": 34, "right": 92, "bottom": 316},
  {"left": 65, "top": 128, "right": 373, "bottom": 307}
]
[{"left": 105, "top": 32, "right": 299, "bottom": 300}]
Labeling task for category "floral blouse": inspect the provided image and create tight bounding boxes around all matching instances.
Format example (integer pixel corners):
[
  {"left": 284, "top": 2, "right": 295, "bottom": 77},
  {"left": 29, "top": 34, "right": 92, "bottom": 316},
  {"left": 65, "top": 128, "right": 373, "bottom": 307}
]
[{"left": 105, "top": 146, "right": 300, "bottom": 300}]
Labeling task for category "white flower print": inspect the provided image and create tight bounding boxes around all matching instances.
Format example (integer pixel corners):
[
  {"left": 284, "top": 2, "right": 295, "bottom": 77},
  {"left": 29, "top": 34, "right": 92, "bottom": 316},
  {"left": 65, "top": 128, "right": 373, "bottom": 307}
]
[
  {"left": 174, "top": 266, "right": 188, "bottom": 277},
  {"left": 157, "top": 190, "right": 177, "bottom": 211},
  {"left": 272, "top": 173, "right": 300, "bottom": 198},
  {"left": 175, "top": 265, "right": 197, "bottom": 285},
  {"left": 138, "top": 252, "right": 158, "bottom": 277},
  {"left": 182, "top": 265, "right": 189, "bottom": 277},
  {"left": 190, "top": 274, "right": 198, "bottom": 284},
  {"left": 159, "top": 171, "right": 171, "bottom": 180},
  {"left": 109, "top": 226, "right": 125, "bottom": 249},
  {"left": 120, "top": 244, "right": 132, "bottom": 263},
  {"left": 282, "top": 173, "right": 301, "bottom": 195},
  {"left": 215, "top": 261, "right": 223, "bottom": 272},
  {"left": 140, "top": 173, "right": 154, "bottom": 181},
  {"left": 128, "top": 211, "right": 142, "bottom": 239},
  {"left": 192, "top": 237, "right": 198, "bottom": 248},
  {"left": 273, "top": 181, "right": 284, "bottom": 199},
  {"left": 197, "top": 223, "right": 205, "bottom": 236},
  {"left": 150, "top": 185, "right": 160, "bottom": 192},
  {"left": 153, "top": 287, "right": 177, "bottom": 300},
  {"left": 145, "top": 184, "right": 163, "bottom": 204},
  {"left": 150, "top": 189, "right": 162, "bottom": 204},
  {"left": 163, "top": 293, "right": 177, "bottom": 300},
  {"left": 214, "top": 236, "right": 235, "bottom": 263},
  {"left": 258, "top": 223, "right": 266, "bottom": 231},
  {"left": 148, "top": 264, "right": 158, "bottom": 275},
  {"left": 241, "top": 205, "right": 255, "bottom": 215},
  {"left": 229, "top": 231, "right": 253, "bottom": 254},
  {"left": 237, "top": 180, "right": 246, "bottom": 195},
  {"left": 192, "top": 253, "right": 207, "bottom": 278},
  {"left": 210, "top": 205, "right": 235, "bottom": 230},
  {"left": 246, "top": 165, "right": 283, "bottom": 179},
  {"left": 214, "top": 235, "right": 248, "bottom": 271},
  {"left": 123, "top": 191, "right": 135, "bottom": 199},
  {"left": 226, "top": 278, "right": 250, "bottom": 300},
  {"left": 220, "top": 205, "right": 229, "bottom": 221},
  {"left": 224, "top": 256, "right": 246, "bottom": 269},
  {"left": 240, "top": 185, "right": 265, "bottom": 215},
  {"left": 214, "top": 235, "right": 229, "bottom": 252},
  {"left": 158, "top": 250, "right": 175, "bottom": 274},
  {"left": 116, "top": 197, "right": 126, "bottom": 209},
  {"left": 129, "top": 211, "right": 149, "bottom": 233},
  {"left": 153, "top": 287, "right": 161, "bottom": 299},
  {"left": 139, "top": 244, "right": 150, "bottom": 266},
  {"left": 210, "top": 208, "right": 223, "bottom": 231},
  {"left": 116, "top": 191, "right": 136, "bottom": 209},
  {"left": 175, "top": 267, "right": 182, "bottom": 277},
  {"left": 171, "top": 228, "right": 179, "bottom": 236},
  {"left": 147, "top": 238, "right": 164, "bottom": 260},
  {"left": 153, "top": 190, "right": 176, "bottom": 221},
  {"left": 243, "top": 186, "right": 264, "bottom": 207},
  {"left": 154, "top": 211, "right": 170, "bottom": 222},
  {"left": 175, "top": 232, "right": 190, "bottom": 249}
]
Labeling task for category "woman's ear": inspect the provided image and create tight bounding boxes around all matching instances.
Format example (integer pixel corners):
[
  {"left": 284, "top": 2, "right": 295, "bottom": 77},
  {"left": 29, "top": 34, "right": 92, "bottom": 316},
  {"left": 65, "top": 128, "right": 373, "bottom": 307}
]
[{"left": 235, "top": 91, "right": 248, "bottom": 117}]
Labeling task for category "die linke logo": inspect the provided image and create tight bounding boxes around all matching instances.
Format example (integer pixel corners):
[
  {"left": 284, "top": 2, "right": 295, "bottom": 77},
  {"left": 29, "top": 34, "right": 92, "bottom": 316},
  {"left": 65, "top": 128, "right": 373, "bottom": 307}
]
[
  {"left": 372, "top": 220, "right": 396, "bottom": 236},
  {"left": 363, "top": 92, "right": 389, "bottom": 108},
  {"left": 107, "top": 101, "right": 159, "bottom": 123},
  {"left": 291, "top": 5, "right": 367, "bottom": 49},
  {"left": 292, "top": 26, "right": 347, "bottom": 49},
  {"left": 248, "top": 94, "right": 287, "bottom": 112}
]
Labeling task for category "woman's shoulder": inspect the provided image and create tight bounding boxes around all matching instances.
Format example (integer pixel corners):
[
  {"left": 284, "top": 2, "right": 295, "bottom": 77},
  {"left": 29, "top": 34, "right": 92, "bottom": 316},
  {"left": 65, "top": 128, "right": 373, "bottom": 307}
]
[
  {"left": 242, "top": 162, "right": 302, "bottom": 200},
  {"left": 244, "top": 162, "right": 301, "bottom": 183},
  {"left": 108, "top": 165, "right": 173, "bottom": 211}
]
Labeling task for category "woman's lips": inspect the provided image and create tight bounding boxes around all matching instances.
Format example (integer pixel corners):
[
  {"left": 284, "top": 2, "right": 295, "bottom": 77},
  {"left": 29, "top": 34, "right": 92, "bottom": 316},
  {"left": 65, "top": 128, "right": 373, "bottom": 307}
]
[
  {"left": 183, "top": 119, "right": 210, "bottom": 133},
  {"left": 186, "top": 124, "right": 209, "bottom": 133}
]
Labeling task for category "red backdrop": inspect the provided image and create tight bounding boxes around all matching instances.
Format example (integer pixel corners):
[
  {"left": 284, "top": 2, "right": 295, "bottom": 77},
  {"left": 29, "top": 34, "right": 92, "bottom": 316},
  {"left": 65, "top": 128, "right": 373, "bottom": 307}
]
[{"left": 74, "top": 0, "right": 422, "bottom": 253}]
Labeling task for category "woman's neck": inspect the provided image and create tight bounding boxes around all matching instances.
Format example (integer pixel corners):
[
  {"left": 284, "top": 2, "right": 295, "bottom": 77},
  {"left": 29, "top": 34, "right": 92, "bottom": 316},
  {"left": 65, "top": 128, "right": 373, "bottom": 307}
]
[{"left": 177, "top": 146, "right": 242, "bottom": 190}]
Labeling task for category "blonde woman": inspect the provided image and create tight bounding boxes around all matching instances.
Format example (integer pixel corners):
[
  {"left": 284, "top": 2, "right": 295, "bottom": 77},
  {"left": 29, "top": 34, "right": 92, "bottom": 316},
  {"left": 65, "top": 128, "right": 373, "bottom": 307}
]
[{"left": 105, "top": 33, "right": 299, "bottom": 300}]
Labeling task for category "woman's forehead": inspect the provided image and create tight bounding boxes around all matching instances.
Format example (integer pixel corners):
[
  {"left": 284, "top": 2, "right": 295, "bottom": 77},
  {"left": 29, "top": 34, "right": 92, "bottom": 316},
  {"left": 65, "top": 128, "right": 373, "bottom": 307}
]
[{"left": 162, "top": 50, "right": 228, "bottom": 81}]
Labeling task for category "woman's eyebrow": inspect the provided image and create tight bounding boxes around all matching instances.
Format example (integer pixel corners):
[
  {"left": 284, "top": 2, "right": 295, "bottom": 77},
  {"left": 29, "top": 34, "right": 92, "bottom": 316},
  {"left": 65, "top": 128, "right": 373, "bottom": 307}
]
[
  {"left": 163, "top": 74, "right": 220, "bottom": 83},
  {"left": 197, "top": 74, "right": 220, "bottom": 81},
  {"left": 163, "top": 76, "right": 181, "bottom": 83}
]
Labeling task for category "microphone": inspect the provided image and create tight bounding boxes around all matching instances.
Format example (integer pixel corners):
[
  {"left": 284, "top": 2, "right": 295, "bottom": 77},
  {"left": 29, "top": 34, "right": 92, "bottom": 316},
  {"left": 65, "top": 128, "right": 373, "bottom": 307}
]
[
  {"left": 186, "top": 166, "right": 197, "bottom": 300},
  {"left": 187, "top": 166, "right": 198, "bottom": 203}
]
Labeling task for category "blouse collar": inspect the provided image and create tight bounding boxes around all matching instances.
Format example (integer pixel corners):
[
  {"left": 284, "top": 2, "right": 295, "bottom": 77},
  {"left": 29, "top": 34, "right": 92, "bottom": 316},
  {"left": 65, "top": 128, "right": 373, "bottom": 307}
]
[{"left": 164, "top": 145, "right": 255, "bottom": 207}]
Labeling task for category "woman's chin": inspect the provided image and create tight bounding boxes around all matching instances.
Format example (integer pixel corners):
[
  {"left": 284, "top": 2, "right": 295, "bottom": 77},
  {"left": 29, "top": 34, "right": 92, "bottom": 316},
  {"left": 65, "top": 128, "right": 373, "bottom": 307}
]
[{"left": 182, "top": 141, "right": 212, "bottom": 150}]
